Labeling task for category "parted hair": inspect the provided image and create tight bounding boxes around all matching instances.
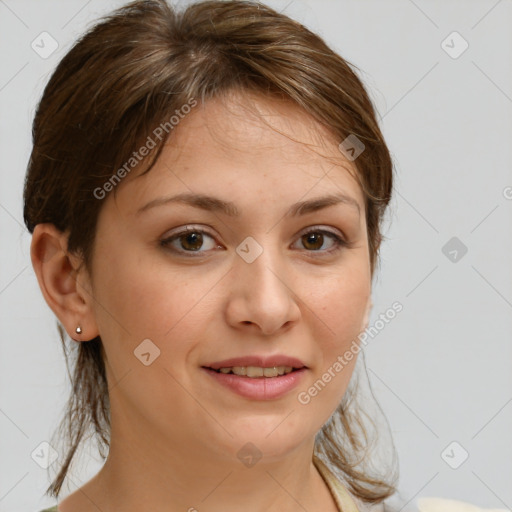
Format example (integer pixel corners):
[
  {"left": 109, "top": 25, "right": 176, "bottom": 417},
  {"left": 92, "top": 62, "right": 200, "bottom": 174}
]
[{"left": 23, "top": 0, "right": 398, "bottom": 505}]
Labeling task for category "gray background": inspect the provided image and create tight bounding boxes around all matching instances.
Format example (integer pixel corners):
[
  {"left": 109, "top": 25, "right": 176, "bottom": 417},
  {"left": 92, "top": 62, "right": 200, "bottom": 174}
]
[{"left": 1, "top": 1, "right": 511, "bottom": 511}]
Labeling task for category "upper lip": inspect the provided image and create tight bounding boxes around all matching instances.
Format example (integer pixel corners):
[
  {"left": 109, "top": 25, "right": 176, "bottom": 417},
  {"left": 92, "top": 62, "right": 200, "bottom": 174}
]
[{"left": 203, "top": 355, "right": 308, "bottom": 370}]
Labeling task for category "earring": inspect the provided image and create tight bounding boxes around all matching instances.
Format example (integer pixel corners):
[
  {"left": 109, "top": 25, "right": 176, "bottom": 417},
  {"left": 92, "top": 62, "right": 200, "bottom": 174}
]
[{"left": 75, "top": 325, "right": 82, "bottom": 335}]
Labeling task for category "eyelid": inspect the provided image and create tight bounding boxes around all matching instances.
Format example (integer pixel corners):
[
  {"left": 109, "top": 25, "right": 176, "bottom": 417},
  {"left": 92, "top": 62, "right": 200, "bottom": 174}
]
[
  {"left": 295, "top": 226, "right": 348, "bottom": 255},
  {"left": 160, "top": 224, "right": 349, "bottom": 256},
  {"left": 298, "top": 225, "right": 345, "bottom": 240},
  {"left": 159, "top": 225, "right": 220, "bottom": 257}
]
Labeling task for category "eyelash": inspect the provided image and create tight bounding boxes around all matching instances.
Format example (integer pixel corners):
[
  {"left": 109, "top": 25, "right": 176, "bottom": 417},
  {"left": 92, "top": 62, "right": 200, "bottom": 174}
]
[{"left": 159, "top": 225, "right": 349, "bottom": 257}]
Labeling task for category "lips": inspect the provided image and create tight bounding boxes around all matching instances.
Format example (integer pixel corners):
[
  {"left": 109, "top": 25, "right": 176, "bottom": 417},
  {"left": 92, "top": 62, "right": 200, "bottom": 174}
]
[
  {"left": 203, "top": 355, "right": 307, "bottom": 371},
  {"left": 202, "top": 366, "right": 308, "bottom": 400}
]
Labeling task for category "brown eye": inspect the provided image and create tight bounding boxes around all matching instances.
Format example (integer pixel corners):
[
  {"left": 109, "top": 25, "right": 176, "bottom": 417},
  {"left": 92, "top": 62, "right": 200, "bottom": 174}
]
[
  {"left": 180, "top": 231, "right": 203, "bottom": 251},
  {"left": 302, "top": 232, "right": 324, "bottom": 251},
  {"left": 295, "top": 228, "right": 347, "bottom": 254},
  {"left": 160, "top": 227, "right": 219, "bottom": 255}
]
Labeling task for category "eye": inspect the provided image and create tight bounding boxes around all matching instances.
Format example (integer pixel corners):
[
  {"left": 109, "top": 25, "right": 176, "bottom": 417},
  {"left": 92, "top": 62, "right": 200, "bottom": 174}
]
[
  {"left": 293, "top": 227, "right": 347, "bottom": 255},
  {"left": 160, "top": 226, "right": 220, "bottom": 256},
  {"left": 160, "top": 225, "right": 348, "bottom": 257}
]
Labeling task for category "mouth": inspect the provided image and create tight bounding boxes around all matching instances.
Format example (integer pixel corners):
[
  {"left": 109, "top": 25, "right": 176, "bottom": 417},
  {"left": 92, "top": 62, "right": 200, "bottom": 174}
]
[
  {"left": 203, "top": 365, "right": 303, "bottom": 378},
  {"left": 201, "top": 365, "right": 308, "bottom": 400}
]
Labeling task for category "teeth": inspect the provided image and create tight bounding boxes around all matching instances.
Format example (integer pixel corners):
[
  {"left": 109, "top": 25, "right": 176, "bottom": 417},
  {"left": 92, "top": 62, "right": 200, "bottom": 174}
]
[
  {"left": 216, "top": 366, "right": 294, "bottom": 377},
  {"left": 263, "top": 367, "right": 278, "bottom": 377},
  {"left": 246, "top": 366, "right": 264, "bottom": 377}
]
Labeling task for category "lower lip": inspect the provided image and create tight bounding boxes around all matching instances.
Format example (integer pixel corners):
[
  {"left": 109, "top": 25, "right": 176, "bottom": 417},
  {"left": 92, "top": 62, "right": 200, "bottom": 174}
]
[{"left": 202, "top": 367, "right": 307, "bottom": 400}]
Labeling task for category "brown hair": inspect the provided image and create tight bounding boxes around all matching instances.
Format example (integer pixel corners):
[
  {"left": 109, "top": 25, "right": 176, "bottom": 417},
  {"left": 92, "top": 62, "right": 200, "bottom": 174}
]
[{"left": 23, "top": 0, "right": 398, "bottom": 504}]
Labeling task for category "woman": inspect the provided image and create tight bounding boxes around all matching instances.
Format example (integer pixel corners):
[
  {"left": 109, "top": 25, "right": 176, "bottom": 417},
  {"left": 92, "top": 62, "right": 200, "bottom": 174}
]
[{"left": 25, "top": 0, "right": 399, "bottom": 510}]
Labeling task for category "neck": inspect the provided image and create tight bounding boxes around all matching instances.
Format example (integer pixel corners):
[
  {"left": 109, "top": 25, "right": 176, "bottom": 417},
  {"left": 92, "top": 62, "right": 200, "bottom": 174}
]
[{"left": 63, "top": 410, "right": 339, "bottom": 512}]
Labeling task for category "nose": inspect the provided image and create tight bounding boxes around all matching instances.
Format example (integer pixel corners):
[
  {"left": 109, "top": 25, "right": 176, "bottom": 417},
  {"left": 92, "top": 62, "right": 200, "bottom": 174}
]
[{"left": 225, "top": 242, "right": 301, "bottom": 336}]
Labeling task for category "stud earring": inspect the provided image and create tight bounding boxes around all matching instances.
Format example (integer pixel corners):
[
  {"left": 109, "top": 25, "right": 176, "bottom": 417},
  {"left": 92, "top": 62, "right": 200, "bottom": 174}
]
[{"left": 75, "top": 325, "right": 82, "bottom": 335}]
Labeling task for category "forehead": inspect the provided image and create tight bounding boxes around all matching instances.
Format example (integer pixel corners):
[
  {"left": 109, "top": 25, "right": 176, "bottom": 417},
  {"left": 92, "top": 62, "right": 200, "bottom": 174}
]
[{"left": 111, "top": 91, "right": 364, "bottom": 216}]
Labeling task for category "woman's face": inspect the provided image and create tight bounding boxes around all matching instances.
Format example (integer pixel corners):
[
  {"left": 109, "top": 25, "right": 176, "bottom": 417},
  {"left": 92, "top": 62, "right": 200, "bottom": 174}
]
[{"left": 85, "top": 91, "right": 371, "bottom": 467}]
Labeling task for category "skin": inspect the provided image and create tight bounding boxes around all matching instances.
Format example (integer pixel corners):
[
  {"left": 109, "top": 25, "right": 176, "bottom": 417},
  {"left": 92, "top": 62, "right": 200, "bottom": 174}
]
[{"left": 31, "top": 91, "right": 373, "bottom": 512}]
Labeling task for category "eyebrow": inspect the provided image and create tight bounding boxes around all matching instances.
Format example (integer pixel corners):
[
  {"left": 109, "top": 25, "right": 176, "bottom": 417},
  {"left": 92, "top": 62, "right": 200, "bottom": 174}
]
[{"left": 136, "top": 192, "right": 361, "bottom": 218}]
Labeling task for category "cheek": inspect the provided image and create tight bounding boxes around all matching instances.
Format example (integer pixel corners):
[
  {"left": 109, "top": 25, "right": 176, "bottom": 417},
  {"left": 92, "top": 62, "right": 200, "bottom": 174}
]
[
  {"left": 304, "top": 265, "right": 370, "bottom": 398},
  {"left": 95, "top": 246, "right": 210, "bottom": 333},
  {"left": 310, "top": 267, "right": 370, "bottom": 337},
  {"left": 90, "top": 253, "right": 215, "bottom": 417},
  {"left": 298, "top": 278, "right": 367, "bottom": 418},
  {"left": 92, "top": 250, "right": 220, "bottom": 376}
]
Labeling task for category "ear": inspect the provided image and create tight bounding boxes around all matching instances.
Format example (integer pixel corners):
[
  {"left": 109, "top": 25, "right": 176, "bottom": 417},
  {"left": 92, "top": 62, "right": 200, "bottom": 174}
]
[{"left": 30, "top": 223, "right": 99, "bottom": 342}]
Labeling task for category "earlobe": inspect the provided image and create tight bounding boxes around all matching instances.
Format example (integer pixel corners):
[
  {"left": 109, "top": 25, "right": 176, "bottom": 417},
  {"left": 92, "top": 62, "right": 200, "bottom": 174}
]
[{"left": 30, "top": 223, "right": 99, "bottom": 342}]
